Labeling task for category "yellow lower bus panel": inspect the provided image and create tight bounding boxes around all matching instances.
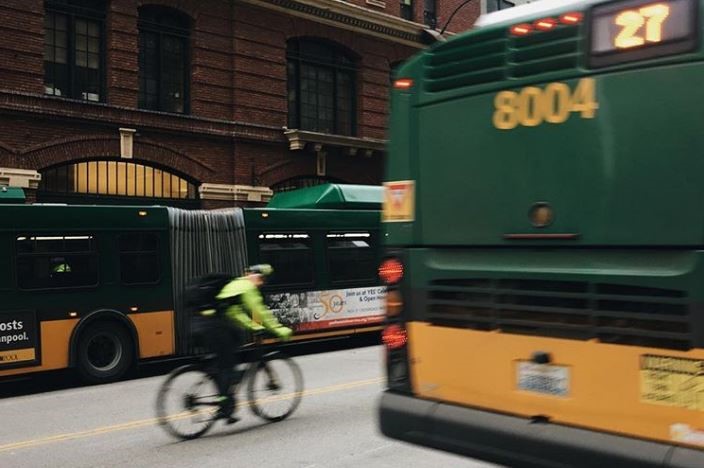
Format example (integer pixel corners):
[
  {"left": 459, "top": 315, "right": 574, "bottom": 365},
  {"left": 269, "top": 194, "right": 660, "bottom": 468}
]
[{"left": 408, "top": 322, "right": 704, "bottom": 449}]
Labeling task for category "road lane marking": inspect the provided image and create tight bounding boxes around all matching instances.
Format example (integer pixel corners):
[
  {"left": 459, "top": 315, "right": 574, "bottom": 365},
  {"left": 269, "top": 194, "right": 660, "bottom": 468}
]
[{"left": 0, "top": 377, "right": 383, "bottom": 453}]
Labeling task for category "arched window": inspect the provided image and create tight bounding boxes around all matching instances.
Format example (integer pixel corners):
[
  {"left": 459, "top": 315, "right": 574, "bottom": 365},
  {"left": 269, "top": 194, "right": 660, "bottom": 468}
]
[
  {"left": 138, "top": 6, "right": 191, "bottom": 113},
  {"left": 272, "top": 176, "right": 345, "bottom": 193},
  {"left": 287, "top": 39, "right": 356, "bottom": 136},
  {"left": 40, "top": 160, "right": 198, "bottom": 200}
]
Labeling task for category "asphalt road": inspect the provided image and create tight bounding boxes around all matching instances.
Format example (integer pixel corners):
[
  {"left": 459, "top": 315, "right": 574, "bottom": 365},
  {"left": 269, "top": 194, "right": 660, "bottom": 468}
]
[{"left": 0, "top": 345, "right": 499, "bottom": 468}]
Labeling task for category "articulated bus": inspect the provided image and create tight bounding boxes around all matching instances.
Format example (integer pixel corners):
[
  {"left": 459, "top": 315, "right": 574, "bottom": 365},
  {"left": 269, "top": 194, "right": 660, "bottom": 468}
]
[
  {"left": 379, "top": 0, "right": 704, "bottom": 466},
  {"left": 0, "top": 184, "right": 384, "bottom": 383}
]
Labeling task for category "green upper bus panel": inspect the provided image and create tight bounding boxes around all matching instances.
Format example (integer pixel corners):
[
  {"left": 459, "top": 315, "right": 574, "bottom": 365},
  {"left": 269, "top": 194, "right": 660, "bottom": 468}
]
[
  {"left": 0, "top": 204, "right": 171, "bottom": 230},
  {"left": 267, "top": 184, "right": 382, "bottom": 210},
  {"left": 385, "top": 0, "right": 704, "bottom": 247}
]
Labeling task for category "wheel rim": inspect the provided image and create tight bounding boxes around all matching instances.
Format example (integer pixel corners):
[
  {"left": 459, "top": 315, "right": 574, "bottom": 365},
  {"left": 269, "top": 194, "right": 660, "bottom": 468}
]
[
  {"left": 248, "top": 358, "right": 303, "bottom": 421},
  {"left": 157, "top": 369, "right": 219, "bottom": 439},
  {"left": 86, "top": 332, "right": 123, "bottom": 372}
]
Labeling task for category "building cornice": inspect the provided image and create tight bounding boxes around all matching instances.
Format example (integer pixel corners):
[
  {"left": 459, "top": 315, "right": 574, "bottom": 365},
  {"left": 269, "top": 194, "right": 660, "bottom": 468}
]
[{"left": 236, "top": 0, "right": 426, "bottom": 48}]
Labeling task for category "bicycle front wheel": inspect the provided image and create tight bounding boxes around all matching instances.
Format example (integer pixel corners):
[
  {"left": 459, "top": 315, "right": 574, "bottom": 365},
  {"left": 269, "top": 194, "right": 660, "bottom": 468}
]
[
  {"left": 246, "top": 353, "right": 303, "bottom": 422},
  {"left": 155, "top": 364, "right": 220, "bottom": 440}
]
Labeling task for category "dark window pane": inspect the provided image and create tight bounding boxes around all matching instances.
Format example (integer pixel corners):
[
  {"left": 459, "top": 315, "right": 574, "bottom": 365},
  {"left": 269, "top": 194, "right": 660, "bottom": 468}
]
[
  {"left": 119, "top": 232, "right": 160, "bottom": 285},
  {"left": 287, "top": 39, "right": 356, "bottom": 135},
  {"left": 327, "top": 233, "right": 377, "bottom": 283},
  {"left": 487, "top": 0, "right": 516, "bottom": 13},
  {"left": 400, "top": 1, "right": 413, "bottom": 20},
  {"left": 258, "top": 234, "right": 313, "bottom": 286},
  {"left": 120, "top": 254, "right": 160, "bottom": 284},
  {"left": 16, "top": 234, "right": 98, "bottom": 290},
  {"left": 138, "top": 7, "right": 189, "bottom": 113},
  {"left": 44, "top": 3, "right": 104, "bottom": 101}
]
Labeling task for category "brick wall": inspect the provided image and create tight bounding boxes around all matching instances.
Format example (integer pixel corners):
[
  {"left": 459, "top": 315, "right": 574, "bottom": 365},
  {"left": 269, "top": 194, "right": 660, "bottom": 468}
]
[
  {"left": 437, "top": 0, "right": 480, "bottom": 33},
  {"left": 0, "top": 0, "right": 478, "bottom": 207}
]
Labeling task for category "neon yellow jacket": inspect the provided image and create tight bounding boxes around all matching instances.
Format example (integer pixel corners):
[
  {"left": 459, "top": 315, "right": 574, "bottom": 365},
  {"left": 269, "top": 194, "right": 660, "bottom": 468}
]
[{"left": 215, "top": 277, "right": 283, "bottom": 331}]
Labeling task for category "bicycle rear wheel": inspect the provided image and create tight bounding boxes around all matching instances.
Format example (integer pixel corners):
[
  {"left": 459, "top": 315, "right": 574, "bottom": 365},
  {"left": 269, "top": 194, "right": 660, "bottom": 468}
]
[
  {"left": 156, "top": 364, "right": 220, "bottom": 440},
  {"left": 247, "top": 353, "right": 303, "bottom": 422}
]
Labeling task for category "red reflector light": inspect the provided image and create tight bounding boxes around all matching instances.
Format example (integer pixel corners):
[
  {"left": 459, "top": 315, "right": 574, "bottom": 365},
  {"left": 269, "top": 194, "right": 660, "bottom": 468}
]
[
  {"left": 379, "top": 258, "right": 404, "bottom": 285},
  {"left": 560, "top": 12, "right": 583, "bottom": 24},
  {"left": 534, "top": 18, "right": 557, "bottom": 31},
  {"left": 382, "top": 325, "right": 407, "bottom": 350},
  {"left": 393, "top": 78, "right": 414, "bottom": 90},
  {"left": 510, "top": 23, "right": 532, "bottom": 36}
]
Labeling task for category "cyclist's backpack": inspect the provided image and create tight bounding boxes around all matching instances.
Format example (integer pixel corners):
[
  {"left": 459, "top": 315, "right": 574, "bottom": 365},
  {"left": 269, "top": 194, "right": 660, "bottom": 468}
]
[{"left": 184, "top": 273, "right": 232, "bottom": 316}]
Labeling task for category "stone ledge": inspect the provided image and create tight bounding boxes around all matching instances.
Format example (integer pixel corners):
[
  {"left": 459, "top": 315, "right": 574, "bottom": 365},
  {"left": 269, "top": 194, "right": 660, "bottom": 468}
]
[
  {"left": 0, "top": 167, "right": 41, "bottom": 189},
  {"left": 284, "top": 128, "right": 386, "bottom": 157},
  {"left": 199, "top": 183, "right": 274, "bottom": 203}
]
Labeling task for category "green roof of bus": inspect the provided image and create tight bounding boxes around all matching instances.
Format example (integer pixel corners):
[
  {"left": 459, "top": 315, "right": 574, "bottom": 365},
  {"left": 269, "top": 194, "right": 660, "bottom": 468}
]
[
  {"left": 0, "top": 187, "right": 25, "bottom": 204},
  {"left": 266, "top": 184, "right": 382, "bottom": 210}
]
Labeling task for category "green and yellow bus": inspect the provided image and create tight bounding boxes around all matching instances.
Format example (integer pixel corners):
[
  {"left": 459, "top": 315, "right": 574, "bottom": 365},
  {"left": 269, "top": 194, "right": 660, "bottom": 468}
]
[
  {"left": 0, "top": 184, "right": 384, "bottom": 383},
  {"left": 379, "top": 0, "right": 704, "bottom": 466}
]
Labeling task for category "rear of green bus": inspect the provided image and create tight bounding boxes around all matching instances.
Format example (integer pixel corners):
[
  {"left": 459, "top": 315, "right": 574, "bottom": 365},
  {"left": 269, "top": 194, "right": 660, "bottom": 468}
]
[{"left": 379, "top": 0, "right": 704, "bottom": 466}]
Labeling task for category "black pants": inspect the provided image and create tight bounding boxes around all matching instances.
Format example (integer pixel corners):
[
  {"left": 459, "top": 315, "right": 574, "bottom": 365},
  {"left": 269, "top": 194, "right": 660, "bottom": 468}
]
[{"left": 192, "top": 317, "right": 244, "bottom": 399}]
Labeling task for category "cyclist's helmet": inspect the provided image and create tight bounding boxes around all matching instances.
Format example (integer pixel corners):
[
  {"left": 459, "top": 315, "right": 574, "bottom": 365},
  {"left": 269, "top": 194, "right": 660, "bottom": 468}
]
[{"left": 247, "top": 264, "right": 273, "bottom": 277}]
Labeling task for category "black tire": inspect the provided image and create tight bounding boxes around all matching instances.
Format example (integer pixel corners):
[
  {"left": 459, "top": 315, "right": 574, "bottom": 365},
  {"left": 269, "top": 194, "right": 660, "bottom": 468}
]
[
  {"left": 77, "top": 322, "right": 134, "bottom": 384},
  {"left": 155, "top": 364, "right": 219, "bottom": 440},
  {"left": 247, "top": 353, "right": 303, "bottom": 422}
]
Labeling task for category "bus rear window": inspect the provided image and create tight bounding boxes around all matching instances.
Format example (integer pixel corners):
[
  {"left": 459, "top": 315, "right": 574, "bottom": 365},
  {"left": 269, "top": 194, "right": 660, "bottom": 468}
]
[
  {"left": 326, "top": 232, "right": 377, "bottom": 284},
  {"left": 16, "top": 235, "right": 98, "bottom": 290},
  {"left": 258, "top": 233, "right": 313, "bottom": 286},
  {"left": 119, "top": 232, "right": 160, "bottom": 285}
]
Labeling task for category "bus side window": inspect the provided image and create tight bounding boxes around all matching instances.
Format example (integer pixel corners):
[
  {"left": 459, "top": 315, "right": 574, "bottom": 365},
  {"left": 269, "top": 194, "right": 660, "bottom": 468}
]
[
  {"left": 15, "top": 235, "right": 98, "bottom": 290},
  {"left": 258, "top": 233, "right": 313, "bottom": 287},
  {"left": 326, "top": 232, "right": 377, "bottom": 284},
  {"left": 119, "top": 232, "right": 161, "bottom": 285}
]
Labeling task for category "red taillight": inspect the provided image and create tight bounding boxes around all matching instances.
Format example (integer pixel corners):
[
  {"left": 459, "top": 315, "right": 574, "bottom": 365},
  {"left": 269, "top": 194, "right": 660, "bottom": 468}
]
[
  {"left": 393, "top": 78, "right": 414, "bottom": 90},
  {"left": 560, "top": 12, "right": 583, "bottom": 25},
  {"left": 379, "top": 258, "right": 404, "bottom": 285},
  {"left": 534, "top": 17, "right": 557, "bottom": 31},
  {"left": 382, "top": 324, "right": 407, "bottom": 350},
  {"left": 510, "top": 23, "right": 533, "bottom": 36}
]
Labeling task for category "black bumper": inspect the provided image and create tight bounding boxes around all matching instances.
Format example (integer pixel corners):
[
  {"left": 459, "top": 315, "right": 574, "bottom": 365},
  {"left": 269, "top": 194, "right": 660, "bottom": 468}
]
[{"left": 379, "top": 392, "right": 704, "bottom": 468}]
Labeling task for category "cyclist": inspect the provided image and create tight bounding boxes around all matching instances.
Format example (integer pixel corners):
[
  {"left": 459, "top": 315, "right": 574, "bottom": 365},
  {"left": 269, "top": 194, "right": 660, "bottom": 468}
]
[{"left": 194, "top": 264, "right": 293, "bottom": 424}]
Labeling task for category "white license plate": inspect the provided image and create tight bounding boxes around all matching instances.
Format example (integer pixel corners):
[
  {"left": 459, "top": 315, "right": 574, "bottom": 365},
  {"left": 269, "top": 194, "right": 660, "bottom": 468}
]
[{"left": 517, "top": 362, "right": 570, "bottom": 397}]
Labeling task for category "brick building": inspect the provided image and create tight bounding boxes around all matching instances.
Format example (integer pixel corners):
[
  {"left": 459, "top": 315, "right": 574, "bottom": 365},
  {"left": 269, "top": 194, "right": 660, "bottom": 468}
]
[{"left": 0, "top": 0, "right": 481, "bottom": 208}]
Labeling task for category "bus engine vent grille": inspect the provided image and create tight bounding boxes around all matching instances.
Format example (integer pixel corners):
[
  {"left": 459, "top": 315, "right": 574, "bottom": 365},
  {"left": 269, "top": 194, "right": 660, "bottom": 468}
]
[
  {"left": 424, "top": 28, "right": 507, "bottom": 93},
  {"left": 508, "top": 26, "right": 581, "bottom": 79},
  {"left": 427, "top": 279, "right": 692, "bottom": 350},
  {"left": 423, "top": 24, "right": 581, "bottom": 94}
]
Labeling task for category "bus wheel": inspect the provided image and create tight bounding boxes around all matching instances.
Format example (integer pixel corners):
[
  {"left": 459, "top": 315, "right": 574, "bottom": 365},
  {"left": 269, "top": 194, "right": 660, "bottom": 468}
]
[{"left": 77, "top": 322, "right": 134, "bottom": 384}]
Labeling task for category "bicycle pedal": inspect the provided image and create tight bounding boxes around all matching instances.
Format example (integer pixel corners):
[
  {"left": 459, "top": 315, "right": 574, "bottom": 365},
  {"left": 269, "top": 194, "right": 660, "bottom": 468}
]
[{"left": 224, "top": 415, "right": 240, "bottom": 425}]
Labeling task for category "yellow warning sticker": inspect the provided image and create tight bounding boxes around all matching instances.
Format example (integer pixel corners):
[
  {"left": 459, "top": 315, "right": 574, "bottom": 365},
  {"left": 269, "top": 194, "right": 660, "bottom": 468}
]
[
  {"left": 383, "top": 180, "right": 415, "bottom": 223},
  {"left": 640, "top": 355, "right": 704, "bottom": 411}
]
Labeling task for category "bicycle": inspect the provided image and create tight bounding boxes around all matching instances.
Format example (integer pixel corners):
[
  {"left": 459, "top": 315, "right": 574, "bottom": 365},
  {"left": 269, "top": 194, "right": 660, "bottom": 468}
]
[{"left": 155, "top": 332, "right": 304, "bottom": 440}]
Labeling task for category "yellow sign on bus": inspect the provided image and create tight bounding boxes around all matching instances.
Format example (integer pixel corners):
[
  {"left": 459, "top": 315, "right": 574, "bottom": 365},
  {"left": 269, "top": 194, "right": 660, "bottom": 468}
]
[{"left": 383, "top": 181, "right": 415, "bottom": 223}]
